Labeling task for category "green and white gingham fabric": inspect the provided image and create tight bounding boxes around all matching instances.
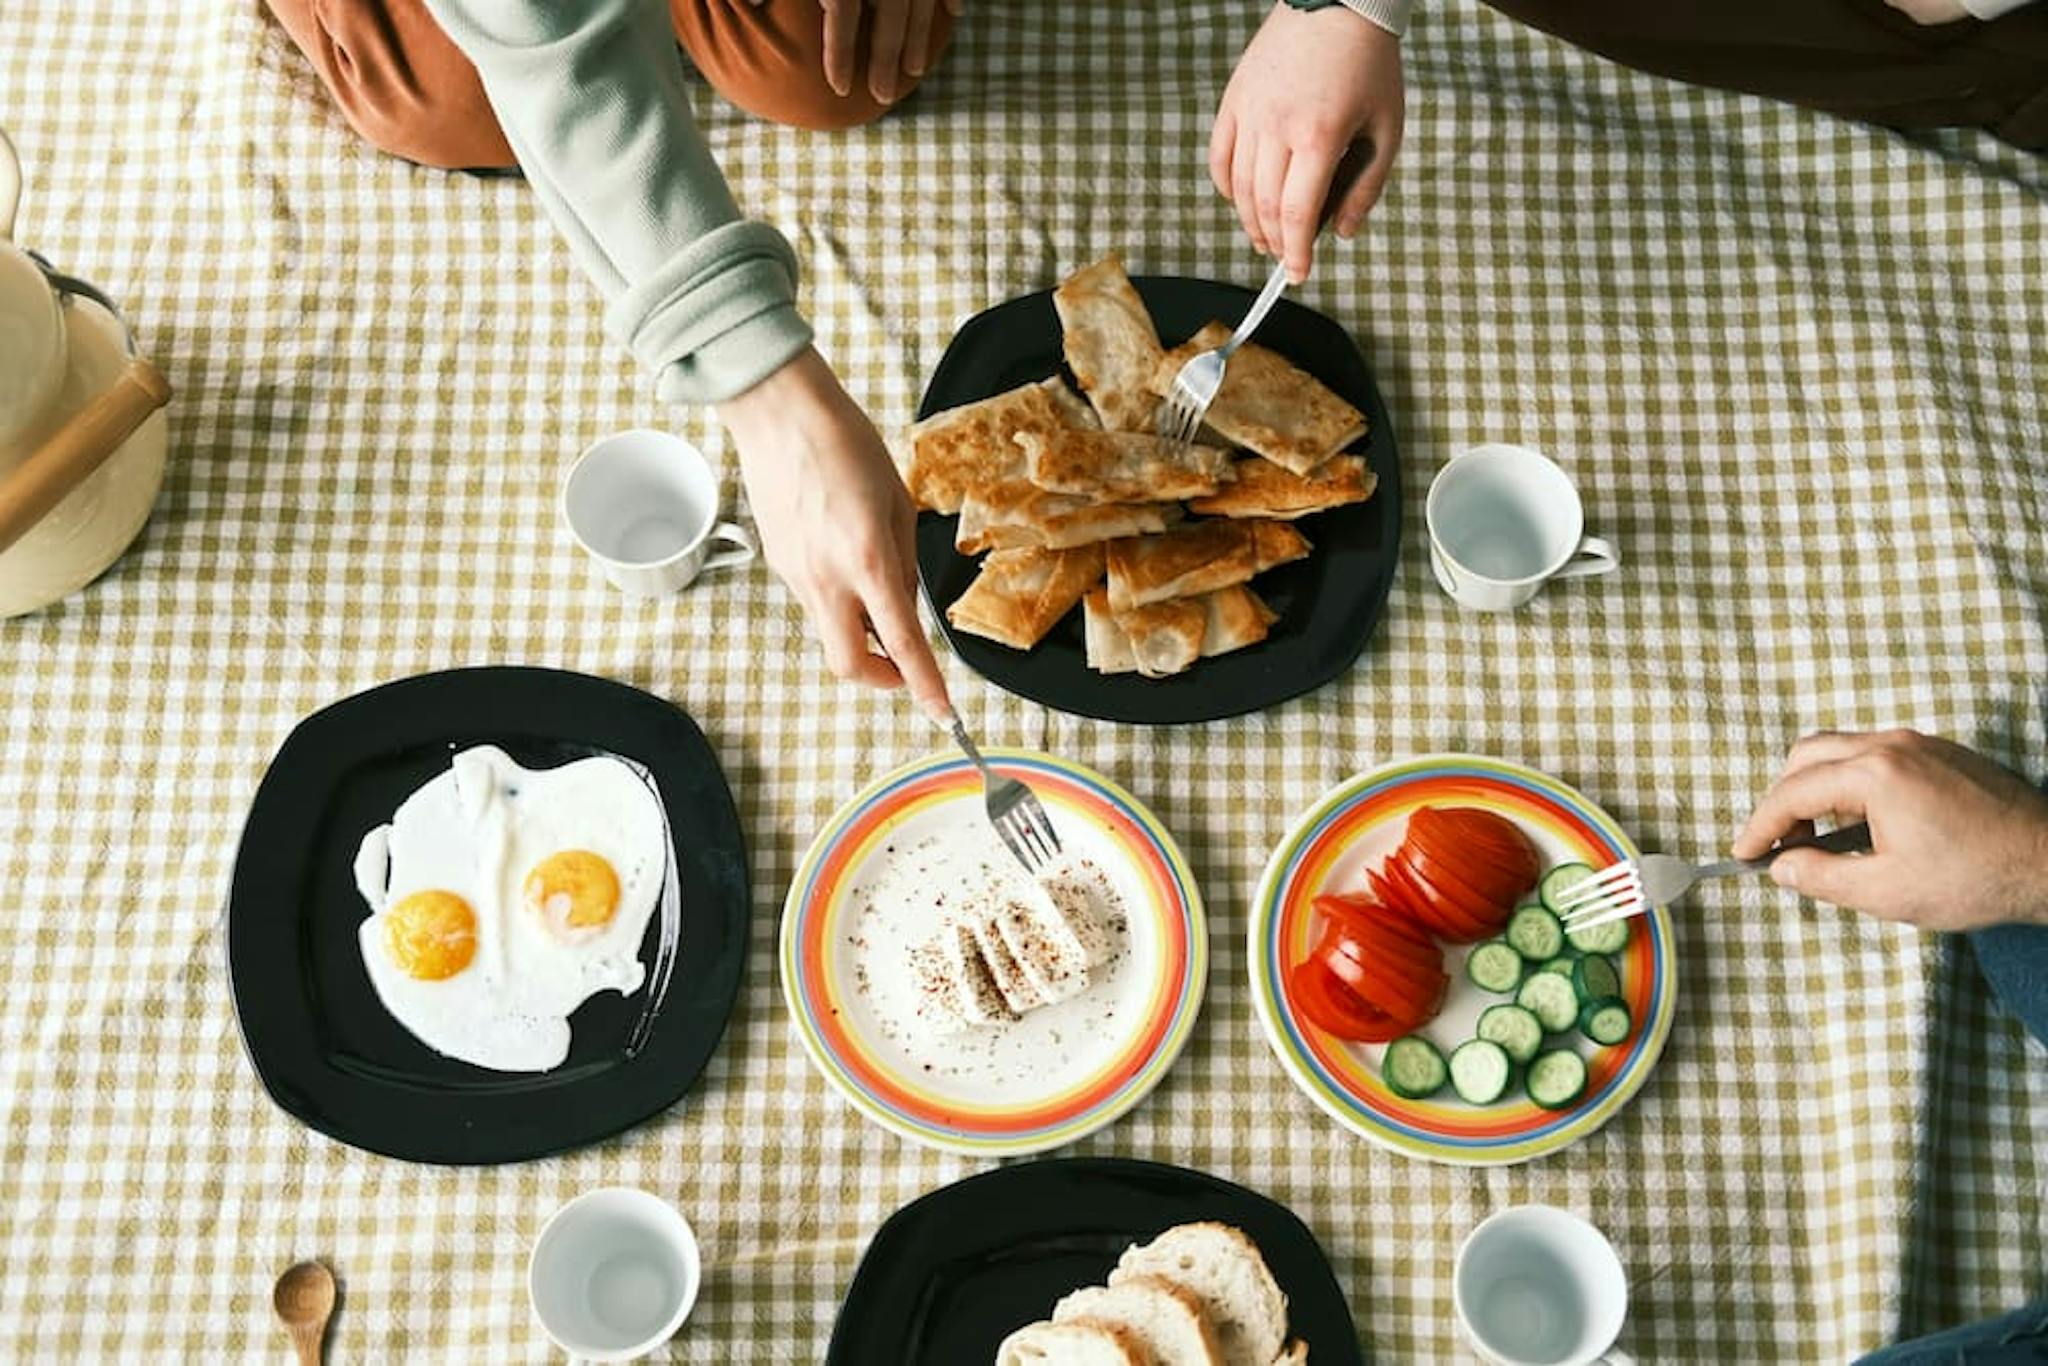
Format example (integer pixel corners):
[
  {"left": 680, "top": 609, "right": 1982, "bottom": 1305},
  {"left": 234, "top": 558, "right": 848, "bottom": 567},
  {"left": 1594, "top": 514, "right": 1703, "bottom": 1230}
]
[{"left": 1, "top": 1, "right": 2043, "bottom": 1360}]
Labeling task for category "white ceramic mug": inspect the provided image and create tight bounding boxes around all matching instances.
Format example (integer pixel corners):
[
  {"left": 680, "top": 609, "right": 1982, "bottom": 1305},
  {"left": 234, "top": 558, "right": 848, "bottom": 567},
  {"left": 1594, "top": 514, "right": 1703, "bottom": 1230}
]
[
  {"left": 529, "top": 1188, "right": 701, "bottom": 1363},
  {"left": 563, "top": 429, "right": 756, "bottom": 599},
  {"left": 1454, "top": 1206, "right": 1633, "bottom": 1366},
  {"left": 1425, "top": 444, "right": 1618, "bottom": 611}
]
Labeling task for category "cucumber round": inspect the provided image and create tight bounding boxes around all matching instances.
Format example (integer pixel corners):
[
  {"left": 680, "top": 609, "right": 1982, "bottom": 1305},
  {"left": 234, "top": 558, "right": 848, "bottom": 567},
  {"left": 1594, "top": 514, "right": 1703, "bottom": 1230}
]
[
  {"left": 1465, "top": 940, "right": 1525, "bottom": 994},
  {"left": 1566, "top": 914, "right": 1631, "bottom": 957},
  {"left": 1538, "top": 862, "right": 1596, "bottom": 915},
  {"left": 1580, "top": 997, "right": 1633, "bottom": 1046},
  {"left": 1476, "top": 1003, "right": 1544, "bottom": 1065},
  {"left": 1382, "top": 1036, "right": 1449, "bottom": 1099},
  {"left": 1526, "top": 1049, "right": 1589, "bottom": 1110},
  {"left": 1571, "top": 953, "right": 1620, "bottom": 1005},
  {"left": 1535, "top": 955, "right": 1577, "bottom": 978},
  {"left": 1505, "top": 905, "right": 1564, "bottom": 961},
  {"left": 1514, "top": 970, "right": 1581, "bottom": 1033},
  {"left": 1449, "top": 1039, "right": 1513, "bottom": 1105}
]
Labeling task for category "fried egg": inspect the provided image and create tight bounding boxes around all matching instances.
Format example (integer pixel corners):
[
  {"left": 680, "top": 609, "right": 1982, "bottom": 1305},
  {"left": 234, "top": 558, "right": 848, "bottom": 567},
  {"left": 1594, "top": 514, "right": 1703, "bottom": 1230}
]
[{"left": 353, "top": 745, "right": 668, "bottom": 1071}]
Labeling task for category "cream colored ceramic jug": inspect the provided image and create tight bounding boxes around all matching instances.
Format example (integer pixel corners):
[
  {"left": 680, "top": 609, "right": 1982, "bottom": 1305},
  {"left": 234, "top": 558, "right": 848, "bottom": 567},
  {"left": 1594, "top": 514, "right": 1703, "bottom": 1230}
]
[{"left": 0, "top": 126, "right": 171, "bottom": 618}]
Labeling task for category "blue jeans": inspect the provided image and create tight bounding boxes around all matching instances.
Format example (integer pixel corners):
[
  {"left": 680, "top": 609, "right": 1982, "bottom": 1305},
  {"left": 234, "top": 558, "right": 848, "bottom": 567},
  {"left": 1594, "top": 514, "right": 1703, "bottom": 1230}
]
[{"left": 1854, "top": 926, "right": 2048, "bottom": 1365}]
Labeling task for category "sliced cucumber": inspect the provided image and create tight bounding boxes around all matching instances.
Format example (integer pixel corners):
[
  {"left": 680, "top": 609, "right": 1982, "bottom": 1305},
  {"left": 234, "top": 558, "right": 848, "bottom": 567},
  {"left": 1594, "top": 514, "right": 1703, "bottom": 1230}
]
[
  {"left": 1535, "top": 955, "right": 1577, "bottom": 978},
  {"left": 1382, "top": 1036, "right": 1449, "bottom": 1099},
  {"left": 1465, "top": 940, "right": 1525, "bottom": 994},
  {"left": 1515, "top": 971, "right": 1581, "bottom": 1033},
  {"left": 1538, "top": 862, "right": 1596, "bottom": 915},
  {"left": 1565, "top": 915, "right": 1631, "bottom": 957},
  {"left": 1571, "top": 953, "right": 1620, "bottom": 1005},
  {"left": 1449, "top": 1039, "right": 1513, "bottom": 1105},
  {"left": 1505, "top": 905, "right": 1565, "bottom": 961},
  {"left": 1580, "top": 997, "right": 1633, "bottom": 1046},
  {"left": 1476, "top": 1003, "right": 1544, "bottom": 1065},
  {"left": 1526, "top": 1048, "right": 1589, "bottom": 1110}
]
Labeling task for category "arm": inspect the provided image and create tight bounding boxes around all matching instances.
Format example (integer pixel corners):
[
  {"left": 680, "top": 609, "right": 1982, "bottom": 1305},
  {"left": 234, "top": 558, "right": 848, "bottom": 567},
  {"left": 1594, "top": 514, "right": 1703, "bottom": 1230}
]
[
  {"left": 1212, "top": 0, "right": 1407, "bottom": 284},
  {"left": 423, "top": 0, "right": 950, "bottom": 713},
  {"left": 1734, "top": 730, "right": 2048, "bottom": 931}
]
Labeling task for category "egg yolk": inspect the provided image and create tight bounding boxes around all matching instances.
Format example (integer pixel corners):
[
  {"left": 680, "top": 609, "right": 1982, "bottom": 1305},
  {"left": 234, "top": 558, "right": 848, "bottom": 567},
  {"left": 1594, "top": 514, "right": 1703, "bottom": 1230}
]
[
  {"left": 384, "top": 890, "right": 478, "bottom": 980},
  {"left": 524, "top": 849, "right": 622, "bottom": 935}
]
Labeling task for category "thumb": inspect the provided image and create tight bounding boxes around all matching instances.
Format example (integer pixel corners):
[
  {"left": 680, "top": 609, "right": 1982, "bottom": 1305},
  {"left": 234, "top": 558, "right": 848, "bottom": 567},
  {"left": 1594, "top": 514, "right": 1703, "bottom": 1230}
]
[{"left": 1768, "top": 850, "right": 1889, "bottom": 915}]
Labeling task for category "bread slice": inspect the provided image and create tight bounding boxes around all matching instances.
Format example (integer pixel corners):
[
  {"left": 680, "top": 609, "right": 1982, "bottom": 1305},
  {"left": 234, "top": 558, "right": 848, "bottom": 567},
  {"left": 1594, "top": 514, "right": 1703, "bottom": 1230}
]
[
  {"left": 1053, "top": 1276, "right": 1224, "bottom": 1366},
  {"left": 1111, "top": 1224, "right": 1289, "bottom": 1366},
  {"left": 996, "top": 1318, "right": 1155, "bottom": 1365}
]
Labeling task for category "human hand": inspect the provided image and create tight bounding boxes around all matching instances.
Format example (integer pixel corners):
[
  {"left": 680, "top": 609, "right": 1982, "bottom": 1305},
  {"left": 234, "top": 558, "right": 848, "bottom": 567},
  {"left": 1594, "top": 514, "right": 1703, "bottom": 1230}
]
[
  {"left": 804, "top": 0, "right": 965, "bottom": 104},
  {"left": 1733, "top": 729, "right": 2048, "bottom": 931},
  {"left": 1882, "top": 0, "right": 1970, "bottom": 23},
  {"left": 1211, "top": 1, "right": 1404, "bottom": 284},
  {"left": 718, "top": 347, "right": 952, "bottom": 718}
]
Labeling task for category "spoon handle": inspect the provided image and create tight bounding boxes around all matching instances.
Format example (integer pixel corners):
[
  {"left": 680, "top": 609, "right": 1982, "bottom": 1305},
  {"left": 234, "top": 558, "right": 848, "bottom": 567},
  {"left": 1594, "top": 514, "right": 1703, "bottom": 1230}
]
[{"left": 288, "top": 1321, "right": 325, "bottom": 1366}]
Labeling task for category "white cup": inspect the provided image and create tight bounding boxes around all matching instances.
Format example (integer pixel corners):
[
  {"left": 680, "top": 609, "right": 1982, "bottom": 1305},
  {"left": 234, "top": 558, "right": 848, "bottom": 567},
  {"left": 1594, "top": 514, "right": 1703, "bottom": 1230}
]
[
  {"left": 563, "top": 429, "right": 757, "bottom": 599},
  {"left": 1425, "top": 443, "right": 1619, "bottom": 611},
  {"left": 528, "top": 1188, "right": 701, "bottom": 1362},
  {"left": 1454, "top": 1206, "right": 1633, "bottom": 1366}
]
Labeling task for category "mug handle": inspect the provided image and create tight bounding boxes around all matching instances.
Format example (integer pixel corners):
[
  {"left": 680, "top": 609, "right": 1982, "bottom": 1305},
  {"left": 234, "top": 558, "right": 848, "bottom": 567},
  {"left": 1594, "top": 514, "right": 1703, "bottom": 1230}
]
[
  {"left": 700, "top": 521, "right": 757, "bottom": 573},
  {"left": 1549, "top": 534, "right": 1619, "bottom": 580}
]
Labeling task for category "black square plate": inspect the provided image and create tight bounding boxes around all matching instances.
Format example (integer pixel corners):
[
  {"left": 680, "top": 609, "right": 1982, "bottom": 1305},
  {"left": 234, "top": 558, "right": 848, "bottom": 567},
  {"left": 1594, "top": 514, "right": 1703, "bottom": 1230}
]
[
  {"left": 826, "top": 1158, "right": 1364, "bottom": 1363},
  {"left": 227, "top": 667, "right": 748, "bottom": 1165},
  {"left": 916, "top": 276, "right": 1402, "bottom": 725}
]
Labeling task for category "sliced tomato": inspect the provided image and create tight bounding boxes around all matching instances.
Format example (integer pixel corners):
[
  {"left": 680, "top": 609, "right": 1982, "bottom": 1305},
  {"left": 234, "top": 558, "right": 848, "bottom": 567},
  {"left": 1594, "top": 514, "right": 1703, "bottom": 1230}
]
[
  {"left": 1315, "top": 933, "right": 1445, "bottom": 1025},
  {"left": 1411, "top": 807, "right": 1541, "bottom": 890},
  {"left": 1402, "top": 838, "right": 1517, "bottom": 931},
  {"left": 1288, "top": 957, "right": 1405, "bottom": 1042},
  {"left": 1346, "top": 885, "right": 1440, "bottom": 949},
  {"left": 1318, "top": 911, "right": 1441, "bottom": 979},
  {"left": 1378, "top": 854, "right": 1458, "bottom": 939},
  {"left": 1393, "top": 845, "right": 1496, "bottom": 942},
  {"left": 1361, "top": 866, "right": 1419, "bottom": 923}
]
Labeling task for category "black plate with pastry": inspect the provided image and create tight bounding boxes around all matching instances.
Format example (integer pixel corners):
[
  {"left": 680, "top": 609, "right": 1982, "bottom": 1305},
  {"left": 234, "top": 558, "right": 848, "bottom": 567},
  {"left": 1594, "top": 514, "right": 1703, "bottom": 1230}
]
[
  {"left": 908, "top": 259, "right": 1400, "bottom": 725},
  {"left": 826, "top": 1157, "right": 1362, "bottom": 1365}
]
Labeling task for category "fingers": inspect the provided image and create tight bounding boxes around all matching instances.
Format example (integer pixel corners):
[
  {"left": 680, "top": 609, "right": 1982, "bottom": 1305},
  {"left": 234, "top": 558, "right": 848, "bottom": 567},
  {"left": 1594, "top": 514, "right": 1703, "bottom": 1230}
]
[
  {"left": 815, "top": 588, "right": 903, "bottom": 691},
  {"left": 1732, "top": 759, "right": 1875, "bottom": 860},
  {"left": 1230, "top": 134, "right": 1263, "bottom": 256},
  {"left": 1252, "top": 137, "right": 1290, "bottom": 265},
  {"left": 822, "top": 0, "right": 860, "bottom": 99},
  {"left": 1276, "top": 141, "right": 1338, "bottom": 284},
  {"left": 1333, "top": 132, "right": 1395, "bottom": 238},
  {"left": 867, "top": 0, "right": 910, "bottom": 103},
  {"left": 865, "top": 569, "right": 951, "bottom": 719},
  {"left": 1767, "top": 848, "right": 1895, "bottom": 917},
  {"left": 901, "top": 0, "right": 939, "bottom": 79},
  {"left": 1779, "top": 730, "right": 1891, "bottom": 780},
  {"left": 1209, "top": 110, "right": 1237, "bottom": 202}
]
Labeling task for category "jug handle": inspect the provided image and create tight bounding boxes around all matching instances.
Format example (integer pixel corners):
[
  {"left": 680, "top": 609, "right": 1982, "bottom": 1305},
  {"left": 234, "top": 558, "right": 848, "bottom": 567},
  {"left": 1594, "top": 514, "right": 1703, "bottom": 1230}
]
[
  {"left": 0, "top": 127, "right": 20, "bottom": 241},
  {"left": 0, "top": 357, "right": 170, "bottom": 557}
]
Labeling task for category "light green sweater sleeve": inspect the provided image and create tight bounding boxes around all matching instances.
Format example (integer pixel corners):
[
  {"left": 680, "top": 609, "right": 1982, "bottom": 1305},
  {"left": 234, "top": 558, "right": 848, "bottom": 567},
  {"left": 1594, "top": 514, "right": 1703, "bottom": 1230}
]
[{"left": 423, "top": 0, "right": 813, "bottom": 404}]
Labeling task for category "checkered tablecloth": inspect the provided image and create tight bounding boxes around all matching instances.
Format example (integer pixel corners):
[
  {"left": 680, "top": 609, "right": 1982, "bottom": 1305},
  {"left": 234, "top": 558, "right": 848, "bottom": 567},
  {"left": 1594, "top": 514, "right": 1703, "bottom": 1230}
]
[{"left": 2, "top": 1, "right": 2043, "bottom": 1360}]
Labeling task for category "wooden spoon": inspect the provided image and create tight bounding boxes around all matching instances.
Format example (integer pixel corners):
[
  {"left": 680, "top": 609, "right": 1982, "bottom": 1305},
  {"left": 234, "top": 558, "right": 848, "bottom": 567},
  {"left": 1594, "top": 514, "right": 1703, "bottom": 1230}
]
[{"left": 272, "top": 1261, "right": 336, "bottom": 1366}]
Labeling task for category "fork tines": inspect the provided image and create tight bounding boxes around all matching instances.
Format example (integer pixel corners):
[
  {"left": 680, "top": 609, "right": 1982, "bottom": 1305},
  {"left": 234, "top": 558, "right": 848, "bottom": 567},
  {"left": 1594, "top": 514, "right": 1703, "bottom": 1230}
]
[
  {"left": 997, "top": 794, "right": 1062, "bottom": 872},
  {"left": 1551, "top": 862, "right": 1647, "bottom": 929}
]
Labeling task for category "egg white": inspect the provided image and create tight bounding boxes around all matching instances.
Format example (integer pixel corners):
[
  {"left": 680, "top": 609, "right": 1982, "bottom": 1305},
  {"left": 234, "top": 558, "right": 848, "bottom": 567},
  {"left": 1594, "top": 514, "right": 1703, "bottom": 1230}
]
[{"left": 354, "top": 745, "right": 668, "bottom": 1072}]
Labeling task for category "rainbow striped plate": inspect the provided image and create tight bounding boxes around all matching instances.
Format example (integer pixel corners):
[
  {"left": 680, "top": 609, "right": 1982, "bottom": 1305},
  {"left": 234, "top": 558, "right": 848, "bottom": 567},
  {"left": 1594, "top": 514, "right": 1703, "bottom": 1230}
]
[
  {"left": 1250, "top": 754, "right": 1675, "bottom": 1165},
  {"left": 782, "top": 750, "right": 1206, "bottom": 1156}
]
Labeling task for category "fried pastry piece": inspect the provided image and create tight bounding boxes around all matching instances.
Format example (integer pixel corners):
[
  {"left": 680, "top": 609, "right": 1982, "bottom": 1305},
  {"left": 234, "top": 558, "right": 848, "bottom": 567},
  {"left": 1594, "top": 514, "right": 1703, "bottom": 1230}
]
[
  {"left": 957, "top": 490, "right": 1181, "bottom": 555},
  {"left": 1054, "top": 255, "right": 1166, "bottom": 433},
  {"left": 945, "top": 544, "right": 1107, "bottom": 650},
  {"left": 1015, "top": 428, "right": 1235, "bottom": 502},
  {"left": 1082, "top": 587, "right": 1140, "bottom": 675},
  {"left": 1083, "top": 585, "right": 1278, "bottom": 677},
  {"left": 1105, "top": 520, "right": 1310, "bottom": 613},
  {"left": 1114, "top": 598, "right": 1207, "bottom": 678},
  {"left": 1194, "top": 584, "right": 1279, "bottom": 659},
  {"left": 1188, "top": 455, "right": 1376, "bottom": 520},
  {"left": 898, "top": 378, "right": 1095, "bottom": 514},
  {"left": 1148, "top": 323, "right": 1367, "bottom": 474}
]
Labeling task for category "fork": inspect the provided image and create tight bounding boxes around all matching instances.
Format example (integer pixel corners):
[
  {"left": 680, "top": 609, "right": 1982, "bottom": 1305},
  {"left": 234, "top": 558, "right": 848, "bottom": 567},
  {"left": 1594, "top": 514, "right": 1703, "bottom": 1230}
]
[
  {"left": 945, "top": 711, "right": 1062, "bottom": 875},
  {"left": 1551, "top": 821, "right": 1874, "bottom": 930},
  {"left": 1156, "top": 141, "right": 1376, "bottom": 452}
]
